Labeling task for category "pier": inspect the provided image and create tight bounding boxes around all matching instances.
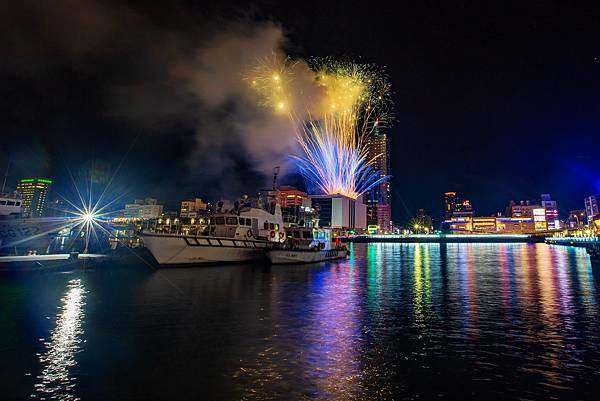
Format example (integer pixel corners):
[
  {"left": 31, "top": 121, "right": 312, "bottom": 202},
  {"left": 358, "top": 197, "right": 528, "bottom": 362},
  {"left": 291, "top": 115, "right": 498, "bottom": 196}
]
[{"left": 343, "top": 233, "right": 545, "bottom": 243}]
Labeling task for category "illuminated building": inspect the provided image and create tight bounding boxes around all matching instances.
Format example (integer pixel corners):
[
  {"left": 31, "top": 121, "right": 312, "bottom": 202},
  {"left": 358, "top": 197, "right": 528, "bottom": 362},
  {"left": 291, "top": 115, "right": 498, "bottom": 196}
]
[
  {"left": 541, "top": 194, "right": 560, "bottom": 229},
  {"left": 376, "top": 203, "right": 392, "bottom": 233},
  {"left": 472, "top": 216, "right": 497, "bottom": 232},
  {"left": 311, "top": 194, "right": 367, "bottom": 230},
  {"left": 533, "top": 208, "right": 547, "bottom": 230},
  {"left": 444, "top": 192, "right": 457, "bottom": 220},
  {"left": 507, "top": 200, "right": 540, "bottom": 218},
  {"left": 364, "top": 128, "right": 391, "bottom": 232},
  {"left": 442, "top": 192, "right": 474, "bottom": 233},
  {"left": 584, "top": 195, "right": 599, "bottom": 225},
  {"left": 16, "top": 178, "right": 52, "bottom": 217},
  {"left": 278, "top": 186, "right": 309, "bottom": 208},
  {"left": 453, "top": 199, "right": 473, "bottom": 218},
  {"left": 495, "top": 217, "right": 535, "bottom": 233},
  {"left": 450, "top": 216, "right": 537, "bottom": 234},
  {"left": 179, "top": 198, "right": 207, "bottom": 218},
  {"left": 567, "top": 210, "right": 587, "bottom": 228},
  {"left": 278, "top": 186, "right": 317, "bottom": 227},
  {"left": 449, "top": 216, "right": 472, "bottom": 232},
  {"left": 124, "top": 198, "right": 163, "bottom": 219}
]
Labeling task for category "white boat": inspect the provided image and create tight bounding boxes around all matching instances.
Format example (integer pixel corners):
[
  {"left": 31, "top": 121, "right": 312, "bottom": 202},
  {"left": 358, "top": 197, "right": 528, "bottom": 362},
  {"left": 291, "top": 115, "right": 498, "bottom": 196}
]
[
  {"left": 267, "top": 227, "right": 348, "bottom": 264},
  {"left": 141, "top": 190, "right": 286, "bottom": 266},
  {"left": 0, "top": 192, "right": 23, "bottom": 217},
  {"left": 0, "top": 193, "right": 70, "bottom": 254}
]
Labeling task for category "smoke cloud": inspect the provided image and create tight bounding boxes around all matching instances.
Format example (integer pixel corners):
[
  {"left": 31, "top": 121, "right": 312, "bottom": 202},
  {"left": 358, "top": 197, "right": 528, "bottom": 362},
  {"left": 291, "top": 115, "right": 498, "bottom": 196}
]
[
  {"left": 0, "top": 0, "right": 312, "bottom": 199},
  {"left": 163, "top": 23, "right": 306, "bottom": 196}
]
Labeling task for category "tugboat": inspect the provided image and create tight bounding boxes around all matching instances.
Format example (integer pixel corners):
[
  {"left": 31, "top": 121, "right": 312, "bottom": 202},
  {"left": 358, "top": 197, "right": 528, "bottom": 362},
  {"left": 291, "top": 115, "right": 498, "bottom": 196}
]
[{"left": 267, "top": 227, "right": 348, "bottom": 264}]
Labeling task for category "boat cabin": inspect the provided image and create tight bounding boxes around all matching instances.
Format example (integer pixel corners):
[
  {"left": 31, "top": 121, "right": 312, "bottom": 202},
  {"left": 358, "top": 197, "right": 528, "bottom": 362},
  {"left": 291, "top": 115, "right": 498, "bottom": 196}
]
[
  {"left": 208, "top": 207, "right": 284, "bottom": 242},
  {"left": 285, "top": 227, "right": 336, "bottom": 250}
]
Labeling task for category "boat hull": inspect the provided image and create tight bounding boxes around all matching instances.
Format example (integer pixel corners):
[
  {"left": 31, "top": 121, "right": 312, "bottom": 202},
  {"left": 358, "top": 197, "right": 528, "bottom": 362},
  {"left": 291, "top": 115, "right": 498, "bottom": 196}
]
[
  {"left": 267, "top": 249, "right": 348, "bottom": 264},
  {"left": 141, "top": 233, "right": 271, "bottom": 266}
]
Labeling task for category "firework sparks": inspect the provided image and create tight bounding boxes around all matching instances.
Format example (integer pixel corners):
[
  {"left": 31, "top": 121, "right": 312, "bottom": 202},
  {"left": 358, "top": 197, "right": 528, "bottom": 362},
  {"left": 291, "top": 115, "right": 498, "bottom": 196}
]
[
  {"left": 249, "top": 56, "right": 392, "bottom": 199},
  {"left": 247, "top": 54, "right": 297, "bottom": 116}
]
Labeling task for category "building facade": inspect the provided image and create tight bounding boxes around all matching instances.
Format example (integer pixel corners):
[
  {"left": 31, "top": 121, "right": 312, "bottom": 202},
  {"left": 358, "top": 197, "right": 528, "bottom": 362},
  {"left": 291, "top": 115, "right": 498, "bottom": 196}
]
[
  {"left": 311, "top": 194, "right": 367, "bottom": 230},
  {"left": 278, "top": 186, "right": 317, "bottom": 227},
  {"left": 16, "top": 178, "right": 52, "bottom": 218},
  {"left": 567, "top": 210, "right": 587, "bottom": 228},
  {"left": 364, "top": 128, "right": 391, "bottom": 233},
  {"left": 124, "top": 198, "right": 163, "bottom": 220},
  {"left": 584, "top": 195, "right": 599, "bottom": 225},
  {"left": 444, "top": 192, "right": 457, "bottom": 220},
  {"left": 179, "top": 198, "right": 207, "bottom": 218},
  {"left": 541, "top": 194, "right": 560, "bottom": 229}
]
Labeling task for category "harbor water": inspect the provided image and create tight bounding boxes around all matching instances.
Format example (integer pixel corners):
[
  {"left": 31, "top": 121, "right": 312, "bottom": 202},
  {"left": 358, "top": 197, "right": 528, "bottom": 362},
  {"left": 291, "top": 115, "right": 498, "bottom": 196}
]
[{"left": 1, "top": 243, "right": 599, "bottom": 400}]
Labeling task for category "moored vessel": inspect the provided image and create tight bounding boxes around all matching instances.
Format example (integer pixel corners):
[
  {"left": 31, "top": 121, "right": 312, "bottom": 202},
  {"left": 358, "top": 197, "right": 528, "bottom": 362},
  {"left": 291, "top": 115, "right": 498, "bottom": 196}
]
[
  {"left": 141, "top": 190, "right": 286, "bottom": 266},
  {"left": 267, "top": 227, "right": 348, "bottom": 264}
]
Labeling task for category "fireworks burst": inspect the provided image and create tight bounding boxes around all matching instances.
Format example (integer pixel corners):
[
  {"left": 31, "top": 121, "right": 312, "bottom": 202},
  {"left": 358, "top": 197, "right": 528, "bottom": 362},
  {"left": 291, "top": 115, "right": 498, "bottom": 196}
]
[
  {"left": 249, "top": 56, "right": 392, "bottom": 199},
  {"left": 247, "top": 54, "right": 298, "bottom": 116}
]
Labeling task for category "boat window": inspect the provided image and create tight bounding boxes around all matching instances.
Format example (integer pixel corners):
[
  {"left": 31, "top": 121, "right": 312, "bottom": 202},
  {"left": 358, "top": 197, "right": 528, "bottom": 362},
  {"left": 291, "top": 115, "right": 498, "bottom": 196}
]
[
  {"left": 226, "top": 217, "right": 238, "bottom": 225},
  {"left": 293, "top": 231, "right": 301, "bottom": 238},
  {"left": 0, "top": 201, "right": 6, "bottom": 205},
  {"left": 16, "top": 202, "right": 20, "bottom": 206},
  {"left": 245, "top": 218, "right": 251, "bottom": 226},
  {"left": 7, "top": 201, "right": 15, "bottom": 206},
  {"left": 215, "top": 217, "right": 225, "bottom": 225},
  {"left": 269, "top": 223, "right": 275, "bottom": 230},
  {"left": 302, "top": 231, "right": 312, "bottom": 239}
]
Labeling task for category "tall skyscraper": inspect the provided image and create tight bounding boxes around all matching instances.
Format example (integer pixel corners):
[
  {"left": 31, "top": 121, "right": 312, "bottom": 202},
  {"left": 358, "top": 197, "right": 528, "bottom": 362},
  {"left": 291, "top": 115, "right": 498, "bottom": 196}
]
[
  {"left": 364, "top": 128, "right": 392, "bottom": 232},
  {"left": 444, "top": 192, "right": 457, "bottom": 220},
  {"left": 16, "top": 178, "right": 52, "bottom": 217}
]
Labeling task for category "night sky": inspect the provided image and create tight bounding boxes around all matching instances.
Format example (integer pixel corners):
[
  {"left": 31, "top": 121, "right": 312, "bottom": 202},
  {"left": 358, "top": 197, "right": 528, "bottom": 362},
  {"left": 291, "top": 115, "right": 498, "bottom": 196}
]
[{"left": 1, "top": 0, "right": 599, "bottom": 224}]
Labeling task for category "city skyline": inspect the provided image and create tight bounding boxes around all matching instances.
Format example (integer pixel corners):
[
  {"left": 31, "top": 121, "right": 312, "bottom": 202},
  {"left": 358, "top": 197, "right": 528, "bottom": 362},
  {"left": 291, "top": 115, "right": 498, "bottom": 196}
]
[
  {"left": 2, "top": 3, "right": 600, "bottom": 401},
  {"left": 1, "top": 1, "right": 599, "bottom": 221}
]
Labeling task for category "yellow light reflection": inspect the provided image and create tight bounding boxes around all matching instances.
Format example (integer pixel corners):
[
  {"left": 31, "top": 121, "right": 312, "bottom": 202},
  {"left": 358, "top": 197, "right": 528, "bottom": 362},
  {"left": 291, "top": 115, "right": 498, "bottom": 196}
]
[{"left": 33, "top": 279, "right": 86, "bottom": 401}]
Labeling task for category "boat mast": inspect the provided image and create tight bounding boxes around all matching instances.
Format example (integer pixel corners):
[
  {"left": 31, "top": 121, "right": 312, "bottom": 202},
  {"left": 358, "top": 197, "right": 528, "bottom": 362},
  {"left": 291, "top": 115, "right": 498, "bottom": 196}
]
[{"left": 272, "top": 166, "right": 280, "bottom": 190}]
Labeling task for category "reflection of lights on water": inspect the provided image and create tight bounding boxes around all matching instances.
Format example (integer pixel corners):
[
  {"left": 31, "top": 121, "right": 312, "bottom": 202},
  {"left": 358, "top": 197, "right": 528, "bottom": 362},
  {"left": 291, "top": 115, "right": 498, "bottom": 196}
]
[{"left": 33, "top": 279, "right": 86, "bottom": 401}]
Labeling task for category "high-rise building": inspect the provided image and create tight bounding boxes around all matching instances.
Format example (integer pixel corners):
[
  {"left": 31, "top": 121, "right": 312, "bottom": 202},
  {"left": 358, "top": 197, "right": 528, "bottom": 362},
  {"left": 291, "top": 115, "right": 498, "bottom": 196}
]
[
  {"left": 16, "top": 178, "right": 52, "bottom": 217},
  {"left": 364, "top": 128, "right": 391, "bottom": 232},
  {"left": 443, "top": 192, "right": 457, "bottom": 220},
  {"left": 584, "top": 195, "right": 599, "bottom": 225}
]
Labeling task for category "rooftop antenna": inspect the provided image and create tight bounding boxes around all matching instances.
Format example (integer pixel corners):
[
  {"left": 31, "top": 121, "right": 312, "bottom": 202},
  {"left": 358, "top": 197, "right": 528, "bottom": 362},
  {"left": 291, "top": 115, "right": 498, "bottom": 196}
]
[
  {"left": 1, "top": 156, "right": 10, "bottom": 194},
  {"left": 272, "top": 166, "right": 280, "bottom": 190}
]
